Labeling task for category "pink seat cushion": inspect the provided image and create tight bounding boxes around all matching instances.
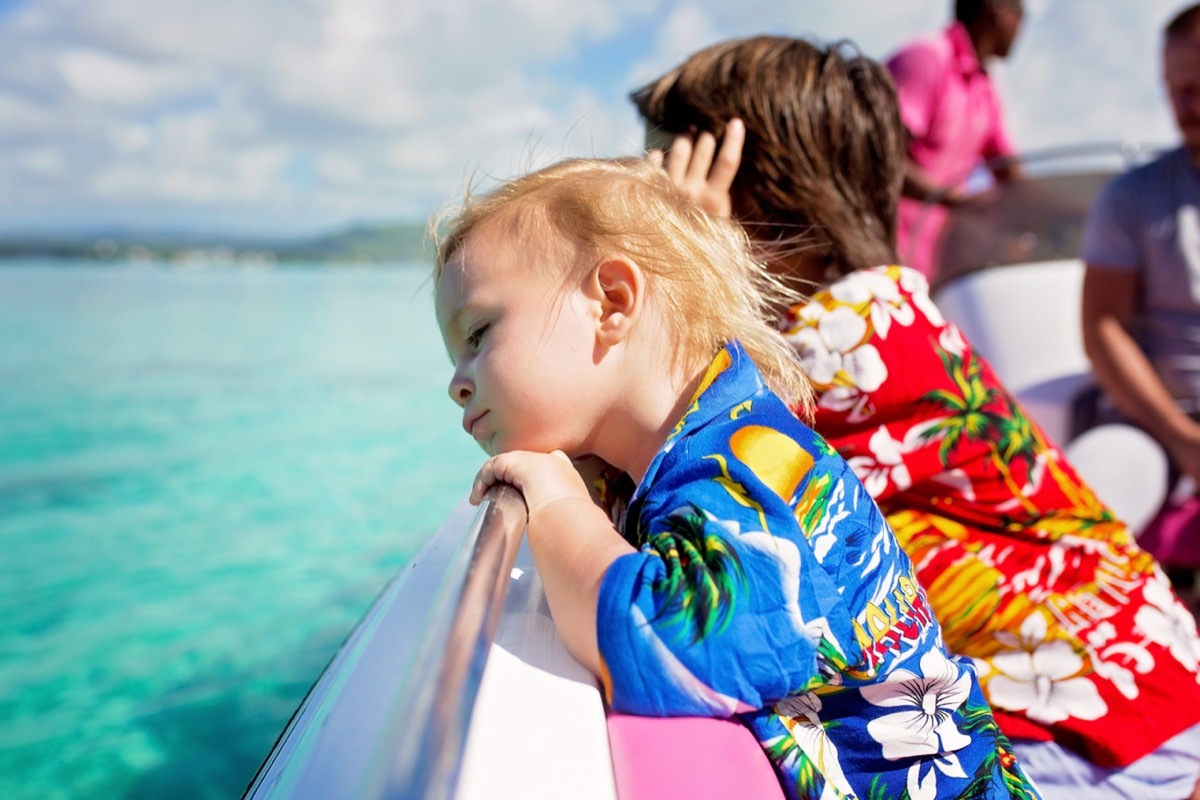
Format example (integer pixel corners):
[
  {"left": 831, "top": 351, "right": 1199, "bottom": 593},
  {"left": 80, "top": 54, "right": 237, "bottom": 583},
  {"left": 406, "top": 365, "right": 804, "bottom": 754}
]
[
  {"left": 1139, "top": 496, "right": 1200, "bottom": 569},
  {"left": 605, "top": 714, "right": 785, "bottom": 800}
]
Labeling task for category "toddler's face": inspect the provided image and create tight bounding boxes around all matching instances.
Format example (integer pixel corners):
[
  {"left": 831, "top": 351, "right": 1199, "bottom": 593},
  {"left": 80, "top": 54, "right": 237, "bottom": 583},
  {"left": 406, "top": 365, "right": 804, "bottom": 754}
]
[{"left": 436, "top": 223, "right": 603, "bottom": 457}]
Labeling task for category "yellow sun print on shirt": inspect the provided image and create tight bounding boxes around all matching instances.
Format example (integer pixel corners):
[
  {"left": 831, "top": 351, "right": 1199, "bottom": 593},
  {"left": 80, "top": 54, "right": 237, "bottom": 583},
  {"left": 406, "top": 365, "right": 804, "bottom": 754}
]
[
  {"left": 729, "top": 425, "right": 814, "bottom": 504},
  {"left": 705, "top": 426, "right": 815, "bottom": 534}
]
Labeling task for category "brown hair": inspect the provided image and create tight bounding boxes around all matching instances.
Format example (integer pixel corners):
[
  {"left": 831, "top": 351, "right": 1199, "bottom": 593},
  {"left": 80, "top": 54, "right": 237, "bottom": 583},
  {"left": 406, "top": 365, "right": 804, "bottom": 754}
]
[
  {"left": 630, "top": 35, "right": 904, "bottom": 280},
  {"left": 1166, "top": 3, "right": 1200, "bottom": 38},
  {"left": 956, "top": 0, "right": 1023, "bottom": 25},
  {"left": 434, "top": 157, "right": 813, "bottom": 411}
]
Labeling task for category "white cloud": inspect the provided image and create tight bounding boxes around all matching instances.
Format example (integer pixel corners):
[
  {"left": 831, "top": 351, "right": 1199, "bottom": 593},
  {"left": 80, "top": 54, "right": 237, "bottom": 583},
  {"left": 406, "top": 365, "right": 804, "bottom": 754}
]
[
  {"left": 19, "top": 145, "right": 66, "bottom": 176},
  {"left": 0, "top": 90, "right": 53, "bottom": 134},
  {"left": 317, "top": 153, "right": 365, "bottom": 186},
  {"left": 0, "top": 0, "right": 1187, "bottom": 236},
  {"left": 106, "top": 120, "right": 155, "bottom": 155},
  {"left": 56, "top": 48, "right": 205, "bottom": 106}
]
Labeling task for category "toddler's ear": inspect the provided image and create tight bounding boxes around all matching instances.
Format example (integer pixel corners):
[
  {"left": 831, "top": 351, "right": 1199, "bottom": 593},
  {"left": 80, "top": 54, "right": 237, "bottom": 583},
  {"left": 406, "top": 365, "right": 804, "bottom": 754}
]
[{"left": 592, "top": 257, "right": 644, "bottom": 345}]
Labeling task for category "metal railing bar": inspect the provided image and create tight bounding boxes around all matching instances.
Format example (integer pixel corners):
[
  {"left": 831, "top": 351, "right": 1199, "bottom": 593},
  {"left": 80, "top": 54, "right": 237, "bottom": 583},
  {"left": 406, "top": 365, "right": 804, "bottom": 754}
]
[
  {"left": 240, "top": 482, "right": 528, "bottom": 800},
  {"left": 386, "top": 482, "right": 527, "bottom": 799}
]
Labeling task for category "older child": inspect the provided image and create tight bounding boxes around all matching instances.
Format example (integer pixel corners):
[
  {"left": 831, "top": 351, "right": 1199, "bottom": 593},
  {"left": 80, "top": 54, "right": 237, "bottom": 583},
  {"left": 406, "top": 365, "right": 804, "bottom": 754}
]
[
  {"left": 633, "top": 34, "right": 1200, "bottom": 800},
  {"left": 434, "top": 157, "right": 1040, "bottom": 800}
]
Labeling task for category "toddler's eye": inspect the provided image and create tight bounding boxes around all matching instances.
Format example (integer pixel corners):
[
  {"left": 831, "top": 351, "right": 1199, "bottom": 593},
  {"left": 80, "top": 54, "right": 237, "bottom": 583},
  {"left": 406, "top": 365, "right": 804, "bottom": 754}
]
[{"left": 466, "top": 323, "right": 490, "bottom": 350}]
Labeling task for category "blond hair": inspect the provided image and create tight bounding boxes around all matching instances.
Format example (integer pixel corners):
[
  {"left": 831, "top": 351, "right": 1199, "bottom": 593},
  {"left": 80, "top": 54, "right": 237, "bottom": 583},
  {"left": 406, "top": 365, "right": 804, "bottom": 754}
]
[{"left": 434, "top": 157, "right": 813, "bottom": 411}]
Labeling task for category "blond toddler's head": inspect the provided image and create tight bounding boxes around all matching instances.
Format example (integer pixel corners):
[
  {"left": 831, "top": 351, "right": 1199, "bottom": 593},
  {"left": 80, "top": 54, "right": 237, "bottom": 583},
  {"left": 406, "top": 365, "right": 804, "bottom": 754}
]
[{"left": 435, "top": 157, "right": 812, "bottom": 411}]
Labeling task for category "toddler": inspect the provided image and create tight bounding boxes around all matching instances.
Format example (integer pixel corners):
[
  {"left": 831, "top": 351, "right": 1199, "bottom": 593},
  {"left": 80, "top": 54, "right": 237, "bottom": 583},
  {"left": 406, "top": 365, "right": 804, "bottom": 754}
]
[{"left": 434, "top": 157, "right": 1041, "bottom": 800}]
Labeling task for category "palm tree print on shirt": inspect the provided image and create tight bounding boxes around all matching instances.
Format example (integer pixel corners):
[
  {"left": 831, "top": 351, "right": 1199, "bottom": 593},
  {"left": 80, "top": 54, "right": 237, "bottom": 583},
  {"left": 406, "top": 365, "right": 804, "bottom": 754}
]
[{"left": 644, "top": 508, "right": 746, "bottom": 645}]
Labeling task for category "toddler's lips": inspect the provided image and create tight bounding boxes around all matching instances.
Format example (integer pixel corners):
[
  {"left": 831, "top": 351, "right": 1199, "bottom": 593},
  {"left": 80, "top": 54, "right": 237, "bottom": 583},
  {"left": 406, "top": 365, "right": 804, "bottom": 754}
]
[{"left": 464, "top": 410, "right": 487, "bottom": 440}]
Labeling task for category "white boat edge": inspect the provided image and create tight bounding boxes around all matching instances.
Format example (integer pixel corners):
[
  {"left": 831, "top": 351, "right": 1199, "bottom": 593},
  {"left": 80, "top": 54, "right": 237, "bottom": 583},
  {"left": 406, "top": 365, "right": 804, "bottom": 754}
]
[{"left": 456, "top": 530, "right": 617, "bottom": 800}]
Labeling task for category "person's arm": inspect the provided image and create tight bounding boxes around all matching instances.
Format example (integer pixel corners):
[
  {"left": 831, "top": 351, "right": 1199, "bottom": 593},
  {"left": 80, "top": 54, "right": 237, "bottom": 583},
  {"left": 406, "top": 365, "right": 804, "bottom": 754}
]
[
  {"left": 471, "top": 450, "right": 635, "bottom": 676},
  {"left": 595, "top": 427, "right": 860, "bottom": 716},
  {"left": 988, "top": 155, "right": 1023, "bottom": 184},
  {"left": 901, "top": 156, "right": 971, "bottom": 206},
  {"left": 980, "top": 75, "right": 1023, "bottom": 185},
  {"left": 1081, "top": 264, "right": 1200, "bottom": 485}
]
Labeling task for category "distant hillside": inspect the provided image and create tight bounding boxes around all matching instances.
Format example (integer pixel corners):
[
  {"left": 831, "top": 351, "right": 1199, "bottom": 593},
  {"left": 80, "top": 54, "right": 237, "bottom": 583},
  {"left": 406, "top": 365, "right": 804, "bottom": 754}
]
[
  {"left": 281, "top": 222, "right": 432, "bottom": 263},
  {"left": 0, "top": 220, "right": 433, "bottom": 265}
]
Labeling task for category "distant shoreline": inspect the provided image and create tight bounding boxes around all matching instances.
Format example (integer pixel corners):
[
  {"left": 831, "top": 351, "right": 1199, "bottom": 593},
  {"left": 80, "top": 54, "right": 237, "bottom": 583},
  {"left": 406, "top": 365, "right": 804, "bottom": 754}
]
[{"left": 0, "top": 220, "right": 434, "bottom": 265}]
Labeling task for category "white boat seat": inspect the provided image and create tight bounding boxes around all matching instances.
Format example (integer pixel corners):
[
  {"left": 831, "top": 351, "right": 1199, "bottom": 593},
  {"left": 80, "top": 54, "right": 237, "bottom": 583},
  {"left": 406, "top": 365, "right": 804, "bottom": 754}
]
[
  {"left": 1063, "top": 423, "right": 1168, "bottom": 536},
  {"left": 933, "top": 259, "right": 1089, "bottom": 397},
  {"left": 1012, "top": 371, "right": 1094, "bottom": 448}
]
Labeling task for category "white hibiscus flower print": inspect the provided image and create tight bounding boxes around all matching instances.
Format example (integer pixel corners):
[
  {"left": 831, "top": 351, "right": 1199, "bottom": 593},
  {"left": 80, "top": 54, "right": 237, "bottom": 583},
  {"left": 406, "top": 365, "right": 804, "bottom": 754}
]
[
  {"left": 815, "top": 385, "right": 881, "bottom": 426},
  {"left": 845, "top": 420, "right": 946, "bottom": 499},
  {"left": 986, "top": 613, "right": 1107, "bottom": 723},
  {"left": 927, "top": 467, "right": 977, "bottom": 502},
  {"left": 937, "top": 323, "right": 967, "bottom": 357},
  {"left": 862, "top": 649, "right": 973, "bottom": 760},
  {"left": 1135, "top": 575, "right": 1200, "bottom": 675},
  {"left": 831, "top": 269, "right": 901, "bottom": 306},
  {"left": 1086, "top": 621, "right": 1117, "bottom": 650},
  {"left": 897, "top": 267, "right": 946, "bottom": 327},
  {"left": 789, "top": 306, "right": 887, "bottom": 393},
  {"left": 906, "top": 753, "right": 968, "bottom": 800},
  {"left": 847, "top": 426, "right": 912, "bottom": 497},
  {"left": 831, "top": 270, "right": 914, "bottom": 340},
  {"left": 1091, "top": 639, "right": 1154, "bottom": 701},
  {"left": 775, "top": 693, "right": 855, "bottom": 799}
]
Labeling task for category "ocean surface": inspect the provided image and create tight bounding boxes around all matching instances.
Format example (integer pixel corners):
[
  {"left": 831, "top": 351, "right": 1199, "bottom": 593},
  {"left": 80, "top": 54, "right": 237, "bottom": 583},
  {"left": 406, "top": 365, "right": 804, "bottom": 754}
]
[{"left": 0, "top": 259, "right": 484, "bottom": 799}]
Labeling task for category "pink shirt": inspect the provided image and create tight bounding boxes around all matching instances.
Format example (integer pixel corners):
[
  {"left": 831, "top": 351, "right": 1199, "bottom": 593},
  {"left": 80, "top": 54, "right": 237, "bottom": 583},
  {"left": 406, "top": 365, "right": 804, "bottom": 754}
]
[{"left": 887, "top": 22, "right": 1017, "bottom": 278}]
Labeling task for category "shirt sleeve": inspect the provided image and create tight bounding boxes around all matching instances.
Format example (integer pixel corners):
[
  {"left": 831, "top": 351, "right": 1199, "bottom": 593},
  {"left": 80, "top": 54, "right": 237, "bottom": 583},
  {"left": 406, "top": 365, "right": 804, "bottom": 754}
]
[
  {"left": 980, "top": 91, "right": 1017, "bottom": 161},
  {"left": 887, "top": 42, "right": 943, "bottom": 141},
  {"left": 595, "top": 431, "right": 861, "bottom": 718},
  {"left": 1080, "top": 173, "right": 1141, "bottom": 270}
]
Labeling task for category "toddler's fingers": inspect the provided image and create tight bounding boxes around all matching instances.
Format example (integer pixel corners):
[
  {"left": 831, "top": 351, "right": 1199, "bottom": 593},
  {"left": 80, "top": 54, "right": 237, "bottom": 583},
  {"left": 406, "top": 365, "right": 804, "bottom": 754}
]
[
  {"left": 469, "top": 455, "right": 508, "bottom": 504},
  {"left": 469, "top": 464, "right": 493, "bottom": 505},
  {"left": 470, "top": 451, "right": 535, "bottom": 504},
  {"left": 647, "top": 148, "right": 664, "bottom": 168}
]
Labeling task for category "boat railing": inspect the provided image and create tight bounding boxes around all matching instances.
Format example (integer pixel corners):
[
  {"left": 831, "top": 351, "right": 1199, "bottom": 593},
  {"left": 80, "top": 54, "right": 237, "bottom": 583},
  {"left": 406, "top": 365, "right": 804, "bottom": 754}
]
[
  {"left": 241, "top": 483, "right": 528, "bottom": 800},
  {"left": 927, "top": 140, "right": 1165, "bottom": 289}
]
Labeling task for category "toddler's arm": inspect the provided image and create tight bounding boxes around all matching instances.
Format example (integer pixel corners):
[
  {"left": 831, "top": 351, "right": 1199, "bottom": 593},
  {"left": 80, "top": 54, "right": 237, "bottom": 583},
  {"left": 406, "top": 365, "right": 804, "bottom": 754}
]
[{"left": 472, "top": 450, "right": 635, "bottom": 676}]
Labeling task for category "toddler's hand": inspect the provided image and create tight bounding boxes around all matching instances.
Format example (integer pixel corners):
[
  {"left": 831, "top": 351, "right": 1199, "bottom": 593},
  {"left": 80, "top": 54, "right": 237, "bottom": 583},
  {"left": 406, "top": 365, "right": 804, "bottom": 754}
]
[{"left": 470, "top": 450, "right": 591, "bottom": 516}]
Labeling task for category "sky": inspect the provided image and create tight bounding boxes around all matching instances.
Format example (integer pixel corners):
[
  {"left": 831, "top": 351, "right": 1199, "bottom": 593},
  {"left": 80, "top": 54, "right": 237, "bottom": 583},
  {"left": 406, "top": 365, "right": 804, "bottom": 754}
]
[{"left": 0, "top": 0, "right": 1188, "bottom": 237}]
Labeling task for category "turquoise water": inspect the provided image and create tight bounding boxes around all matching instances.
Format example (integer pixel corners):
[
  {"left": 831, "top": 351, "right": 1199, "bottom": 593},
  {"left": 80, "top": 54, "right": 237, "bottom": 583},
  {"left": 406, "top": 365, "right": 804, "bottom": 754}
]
[{"left": 0, "top": 260, "right": 484, "bottom": 799}]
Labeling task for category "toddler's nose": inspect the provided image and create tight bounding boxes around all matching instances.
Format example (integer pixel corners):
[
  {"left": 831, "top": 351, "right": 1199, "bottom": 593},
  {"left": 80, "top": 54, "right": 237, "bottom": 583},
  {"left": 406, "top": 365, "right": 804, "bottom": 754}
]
[{"left": 448, "top": 373, "right": 472, "bottom": 407}]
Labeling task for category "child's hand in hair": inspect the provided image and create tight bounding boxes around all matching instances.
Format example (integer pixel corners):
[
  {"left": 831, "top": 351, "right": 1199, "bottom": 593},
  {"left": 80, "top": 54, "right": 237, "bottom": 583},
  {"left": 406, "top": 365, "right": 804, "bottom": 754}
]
[
  {"left": 649, "top": 118, "right": 744, "bottom": 219},
  {"left": 470, "top": 450, "right": 591, "bottom": 517}
]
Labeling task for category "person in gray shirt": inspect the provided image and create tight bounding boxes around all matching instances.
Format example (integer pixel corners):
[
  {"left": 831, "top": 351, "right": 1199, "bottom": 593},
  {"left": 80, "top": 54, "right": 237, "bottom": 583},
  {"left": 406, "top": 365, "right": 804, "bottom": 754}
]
[{"left": 1081, "top": 2, "right": 1200, "bottom": 601}]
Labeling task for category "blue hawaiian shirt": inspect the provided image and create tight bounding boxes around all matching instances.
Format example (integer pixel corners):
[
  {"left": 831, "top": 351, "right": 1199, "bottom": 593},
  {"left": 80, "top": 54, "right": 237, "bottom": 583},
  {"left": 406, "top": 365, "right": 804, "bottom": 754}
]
[{"left": 596, "top": 342, "right": 1040, "bottom": 800}]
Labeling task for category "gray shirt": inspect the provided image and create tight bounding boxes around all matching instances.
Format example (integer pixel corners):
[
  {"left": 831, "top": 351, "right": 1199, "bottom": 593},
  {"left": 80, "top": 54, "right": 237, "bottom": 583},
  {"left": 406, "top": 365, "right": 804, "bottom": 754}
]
[{"left": 1081, "top": 146, "right": 1200, "bottom": 413}]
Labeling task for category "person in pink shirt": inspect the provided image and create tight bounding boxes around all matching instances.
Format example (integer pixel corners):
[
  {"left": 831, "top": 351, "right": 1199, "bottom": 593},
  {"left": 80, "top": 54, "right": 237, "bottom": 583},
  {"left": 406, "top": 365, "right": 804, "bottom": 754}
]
[{"left": 888, "top": 0, "right": 1025, "bottom": 278}]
